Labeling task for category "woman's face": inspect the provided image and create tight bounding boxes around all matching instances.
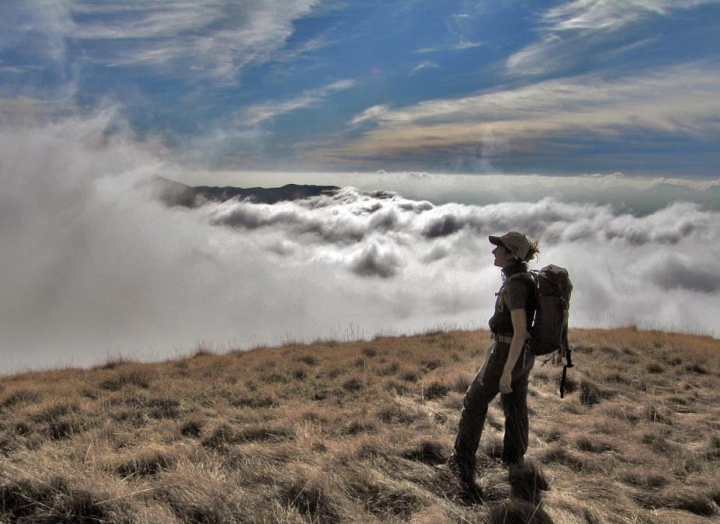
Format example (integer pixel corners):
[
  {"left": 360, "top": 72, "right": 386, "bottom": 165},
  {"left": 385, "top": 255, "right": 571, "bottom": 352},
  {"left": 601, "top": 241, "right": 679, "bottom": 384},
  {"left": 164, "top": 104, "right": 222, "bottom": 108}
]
[{"left": 492, "top": 244, "right": 513, "bottom": 268}]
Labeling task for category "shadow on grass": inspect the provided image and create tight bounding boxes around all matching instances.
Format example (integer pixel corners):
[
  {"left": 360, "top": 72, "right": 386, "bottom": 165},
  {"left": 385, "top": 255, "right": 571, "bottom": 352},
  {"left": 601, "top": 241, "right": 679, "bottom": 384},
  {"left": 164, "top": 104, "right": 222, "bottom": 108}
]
[
  {"left": 485, "top": 460, "right": 553, "bottom": 523},
  {"left": 508, "top": 460, "right": 549, "bottom": 505}
]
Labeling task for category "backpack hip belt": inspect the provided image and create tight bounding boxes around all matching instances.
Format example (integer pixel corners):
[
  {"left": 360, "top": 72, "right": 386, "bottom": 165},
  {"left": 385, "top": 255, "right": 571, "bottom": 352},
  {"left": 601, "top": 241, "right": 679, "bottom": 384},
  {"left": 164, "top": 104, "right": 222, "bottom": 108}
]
[{"left": 492, "top": 334, "right": 514, "bottom": 344}]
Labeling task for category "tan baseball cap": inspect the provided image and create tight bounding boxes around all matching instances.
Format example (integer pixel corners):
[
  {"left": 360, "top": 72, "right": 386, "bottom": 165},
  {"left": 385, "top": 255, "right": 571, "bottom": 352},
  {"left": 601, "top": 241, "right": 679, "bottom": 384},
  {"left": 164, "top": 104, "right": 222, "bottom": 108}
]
[{"left": 489, "top": 231, "right": 534, "bottom": 261}]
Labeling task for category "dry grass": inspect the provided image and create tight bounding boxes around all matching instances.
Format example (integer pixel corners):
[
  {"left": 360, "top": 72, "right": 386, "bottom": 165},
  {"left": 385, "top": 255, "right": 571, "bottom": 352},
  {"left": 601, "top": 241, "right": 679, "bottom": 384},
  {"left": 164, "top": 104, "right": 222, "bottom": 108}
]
[{"left": 1, "top": 327, "right": 719, "bottom": 523}]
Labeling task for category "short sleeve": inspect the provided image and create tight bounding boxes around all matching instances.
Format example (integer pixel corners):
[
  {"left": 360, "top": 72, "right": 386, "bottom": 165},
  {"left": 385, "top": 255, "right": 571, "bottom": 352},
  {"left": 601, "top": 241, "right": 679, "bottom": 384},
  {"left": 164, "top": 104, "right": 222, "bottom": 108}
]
[{"left": 505, "top": 279, "right": 529, "bottom": 311}]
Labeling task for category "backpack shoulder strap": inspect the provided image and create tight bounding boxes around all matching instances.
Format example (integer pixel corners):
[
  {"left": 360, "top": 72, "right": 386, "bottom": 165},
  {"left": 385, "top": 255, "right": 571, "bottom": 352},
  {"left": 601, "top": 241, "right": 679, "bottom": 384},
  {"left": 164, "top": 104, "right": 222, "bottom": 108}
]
[
  {"left": 505, "top": 272, "right": 537, "bottom": 295},
  {"left": 505, "top": 271, "right": 536, "bottom": 285}
]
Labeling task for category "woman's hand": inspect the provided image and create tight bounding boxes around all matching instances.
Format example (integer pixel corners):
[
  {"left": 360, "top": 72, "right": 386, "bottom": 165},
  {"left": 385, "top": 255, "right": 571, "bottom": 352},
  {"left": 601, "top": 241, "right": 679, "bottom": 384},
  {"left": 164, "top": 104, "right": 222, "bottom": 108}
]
[{"left": 499, "top": 371, "right": 513, "bottom": 394}]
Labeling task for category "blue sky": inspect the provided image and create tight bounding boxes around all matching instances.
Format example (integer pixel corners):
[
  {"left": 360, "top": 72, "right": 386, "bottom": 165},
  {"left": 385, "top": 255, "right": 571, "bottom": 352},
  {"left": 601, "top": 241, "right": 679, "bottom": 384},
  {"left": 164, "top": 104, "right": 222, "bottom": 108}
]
[{"left": 2, "top": 0, "right": 719, "bottom": 177}]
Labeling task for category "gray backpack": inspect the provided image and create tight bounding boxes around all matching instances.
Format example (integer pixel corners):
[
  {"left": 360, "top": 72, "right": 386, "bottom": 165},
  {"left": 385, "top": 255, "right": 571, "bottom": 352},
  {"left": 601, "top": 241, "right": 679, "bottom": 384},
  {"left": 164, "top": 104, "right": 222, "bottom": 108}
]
[
  {"left": 508, "top": 264, "right": 574, "bottom": 396},
  {"left": 528, "top": 265, "right": 572, "bottom": 357},
  {"left": 506, "top": 264, "right": 573, "bottom": 357}
]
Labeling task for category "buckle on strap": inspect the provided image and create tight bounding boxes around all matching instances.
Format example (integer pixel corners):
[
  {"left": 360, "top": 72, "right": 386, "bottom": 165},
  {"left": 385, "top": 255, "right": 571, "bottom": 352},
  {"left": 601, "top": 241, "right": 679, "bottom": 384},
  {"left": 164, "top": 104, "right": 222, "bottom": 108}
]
[{"left": 493, "top": 334, "right": 513, "bottom": 344}]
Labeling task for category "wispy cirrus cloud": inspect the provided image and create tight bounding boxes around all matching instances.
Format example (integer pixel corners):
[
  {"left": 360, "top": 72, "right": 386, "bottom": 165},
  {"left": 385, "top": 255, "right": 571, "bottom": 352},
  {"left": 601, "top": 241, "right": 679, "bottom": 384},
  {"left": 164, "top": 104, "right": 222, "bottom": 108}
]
[
  {"left": 416, "top": 41, "right": 482, "bottom": 54},
  {"left": 507, "top": 0, "right": 720, "bottom": 76},
  {"left": 0, "top": 0, "right": 73, "bottom": 64},
  {"left": 364, "top": 65, "right": 720, "bottom": 133},
  {"left": 411, "top": 60, "right": 440, "bottom": 74},
  {"left": 542, "top": 0, "right": 718, "bottom": 33},
  {"left": 237, "top": 79, "right": 356, "bottom": 126},
  {"left": 0, "top": 65, "right": 37, "bottom": 75},
  {"left": 415, "top": 8, "right": 483, "bottom": 54},
  {"left": 24, "top": 0, "right": 324, "bottom": 83},
  {"left": 350, "top": 104, "right": 390, "bottom": 126},
  {"left": 324, "top": 63, "right": 720, "bottom": 167}
]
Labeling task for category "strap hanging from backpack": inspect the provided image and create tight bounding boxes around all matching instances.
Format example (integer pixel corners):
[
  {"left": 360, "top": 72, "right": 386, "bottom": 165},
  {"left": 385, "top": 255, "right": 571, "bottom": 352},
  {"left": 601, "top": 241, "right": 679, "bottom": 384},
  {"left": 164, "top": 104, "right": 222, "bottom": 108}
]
[{"left": 560, "top": 347, "right": 574, "bottom": 398}]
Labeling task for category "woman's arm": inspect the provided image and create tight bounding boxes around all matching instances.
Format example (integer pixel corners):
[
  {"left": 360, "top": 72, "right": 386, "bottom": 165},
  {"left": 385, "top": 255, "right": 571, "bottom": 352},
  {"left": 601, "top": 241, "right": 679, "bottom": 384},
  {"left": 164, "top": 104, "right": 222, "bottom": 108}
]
[{"left": 499, "top": 309, "right": 528, "bottom": 394}]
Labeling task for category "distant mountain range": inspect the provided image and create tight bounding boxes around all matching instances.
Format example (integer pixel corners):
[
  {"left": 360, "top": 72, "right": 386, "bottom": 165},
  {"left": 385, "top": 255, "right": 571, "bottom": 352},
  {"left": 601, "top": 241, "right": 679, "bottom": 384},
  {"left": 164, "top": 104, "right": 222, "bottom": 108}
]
[{"left": 152, "top": 176, "right": 339, "bottom": 208}]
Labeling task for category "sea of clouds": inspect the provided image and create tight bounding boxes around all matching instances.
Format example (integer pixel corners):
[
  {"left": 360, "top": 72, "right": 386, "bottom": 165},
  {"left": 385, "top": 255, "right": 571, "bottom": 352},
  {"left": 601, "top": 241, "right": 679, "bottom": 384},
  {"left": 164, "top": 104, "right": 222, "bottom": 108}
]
[{"left": 2, "top": 113, "right": 719, "bottom": 373}]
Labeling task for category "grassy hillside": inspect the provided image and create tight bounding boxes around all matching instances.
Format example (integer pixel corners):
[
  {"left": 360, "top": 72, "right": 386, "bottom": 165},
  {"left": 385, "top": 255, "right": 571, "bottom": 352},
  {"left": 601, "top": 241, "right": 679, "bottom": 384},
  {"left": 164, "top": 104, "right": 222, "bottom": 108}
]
[{"left": 1, "top": 328, "right": 718, "bottom": 523}]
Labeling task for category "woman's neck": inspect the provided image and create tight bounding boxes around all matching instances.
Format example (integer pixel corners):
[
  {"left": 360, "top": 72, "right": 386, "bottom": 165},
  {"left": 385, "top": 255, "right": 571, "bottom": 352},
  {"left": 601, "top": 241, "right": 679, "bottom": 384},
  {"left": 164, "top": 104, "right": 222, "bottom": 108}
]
[{"left": 502, "top": 260, "right": 527, "bottom": 279}]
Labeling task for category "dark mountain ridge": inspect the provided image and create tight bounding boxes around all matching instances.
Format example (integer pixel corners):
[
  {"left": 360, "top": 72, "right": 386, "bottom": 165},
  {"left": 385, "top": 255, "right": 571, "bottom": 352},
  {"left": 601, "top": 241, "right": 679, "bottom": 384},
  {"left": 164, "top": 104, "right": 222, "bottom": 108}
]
[{"left": 152, "top": 176, "right": 339, "bottom": 208}]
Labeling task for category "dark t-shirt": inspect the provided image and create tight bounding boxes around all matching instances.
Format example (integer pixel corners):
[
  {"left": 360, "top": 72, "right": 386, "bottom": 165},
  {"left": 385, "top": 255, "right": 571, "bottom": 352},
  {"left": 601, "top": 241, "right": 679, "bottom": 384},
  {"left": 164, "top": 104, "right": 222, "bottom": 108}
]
[
  {"left": 505, "top": 278, "right": 531, "bottom": 310},
  {"left": 488, "top": 274, "right": 536, "bottom": 335}
]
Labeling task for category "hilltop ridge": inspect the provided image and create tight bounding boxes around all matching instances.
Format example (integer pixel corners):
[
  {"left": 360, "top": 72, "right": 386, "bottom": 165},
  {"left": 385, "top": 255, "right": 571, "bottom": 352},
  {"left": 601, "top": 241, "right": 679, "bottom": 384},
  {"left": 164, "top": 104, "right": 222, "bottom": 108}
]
[
  {"left": 151, "top": 176, "right": 339, "bottom": 208},
  {"left": 1, "top": 327, "right": 718, "bottom": 523}
]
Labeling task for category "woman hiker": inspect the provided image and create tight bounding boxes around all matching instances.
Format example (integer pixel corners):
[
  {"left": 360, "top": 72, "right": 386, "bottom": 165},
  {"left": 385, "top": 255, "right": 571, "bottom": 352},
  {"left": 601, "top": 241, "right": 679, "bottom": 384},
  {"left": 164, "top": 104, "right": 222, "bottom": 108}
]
[{"left": 448, "top": 231, "right": 539, "bottom": 487}]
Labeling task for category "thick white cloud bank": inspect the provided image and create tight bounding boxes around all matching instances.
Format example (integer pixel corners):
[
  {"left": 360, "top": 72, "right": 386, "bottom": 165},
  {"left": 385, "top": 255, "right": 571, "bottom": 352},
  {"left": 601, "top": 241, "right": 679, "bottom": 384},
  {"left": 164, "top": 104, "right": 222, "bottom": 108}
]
[{"left": 2, "top": 115, "right": 719, "bottom": 374}]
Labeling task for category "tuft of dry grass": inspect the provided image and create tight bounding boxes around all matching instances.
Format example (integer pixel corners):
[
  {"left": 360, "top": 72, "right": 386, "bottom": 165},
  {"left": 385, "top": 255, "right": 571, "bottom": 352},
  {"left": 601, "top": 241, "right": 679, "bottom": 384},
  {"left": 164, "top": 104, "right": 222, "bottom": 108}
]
[{"left": 1, "top": 327, "right": 719, "bottom": 523}]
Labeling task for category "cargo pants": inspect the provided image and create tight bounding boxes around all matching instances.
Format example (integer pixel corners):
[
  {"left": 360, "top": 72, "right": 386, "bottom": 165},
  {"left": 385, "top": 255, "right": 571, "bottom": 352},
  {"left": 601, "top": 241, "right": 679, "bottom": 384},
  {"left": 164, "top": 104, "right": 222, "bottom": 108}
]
[{"left": 453, "top": 338, "right": 535, "bottom": 470}]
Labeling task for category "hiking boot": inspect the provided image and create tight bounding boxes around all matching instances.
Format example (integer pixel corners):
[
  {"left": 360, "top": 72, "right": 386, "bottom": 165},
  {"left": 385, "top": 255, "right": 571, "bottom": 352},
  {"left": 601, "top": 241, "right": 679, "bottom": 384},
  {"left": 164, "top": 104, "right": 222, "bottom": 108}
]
[
  {"left": 502, "top": 455, "right": 524, "bottom": 469},
  {"left": 446, "top": 454, "right": 475, "bottom": 485}
]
